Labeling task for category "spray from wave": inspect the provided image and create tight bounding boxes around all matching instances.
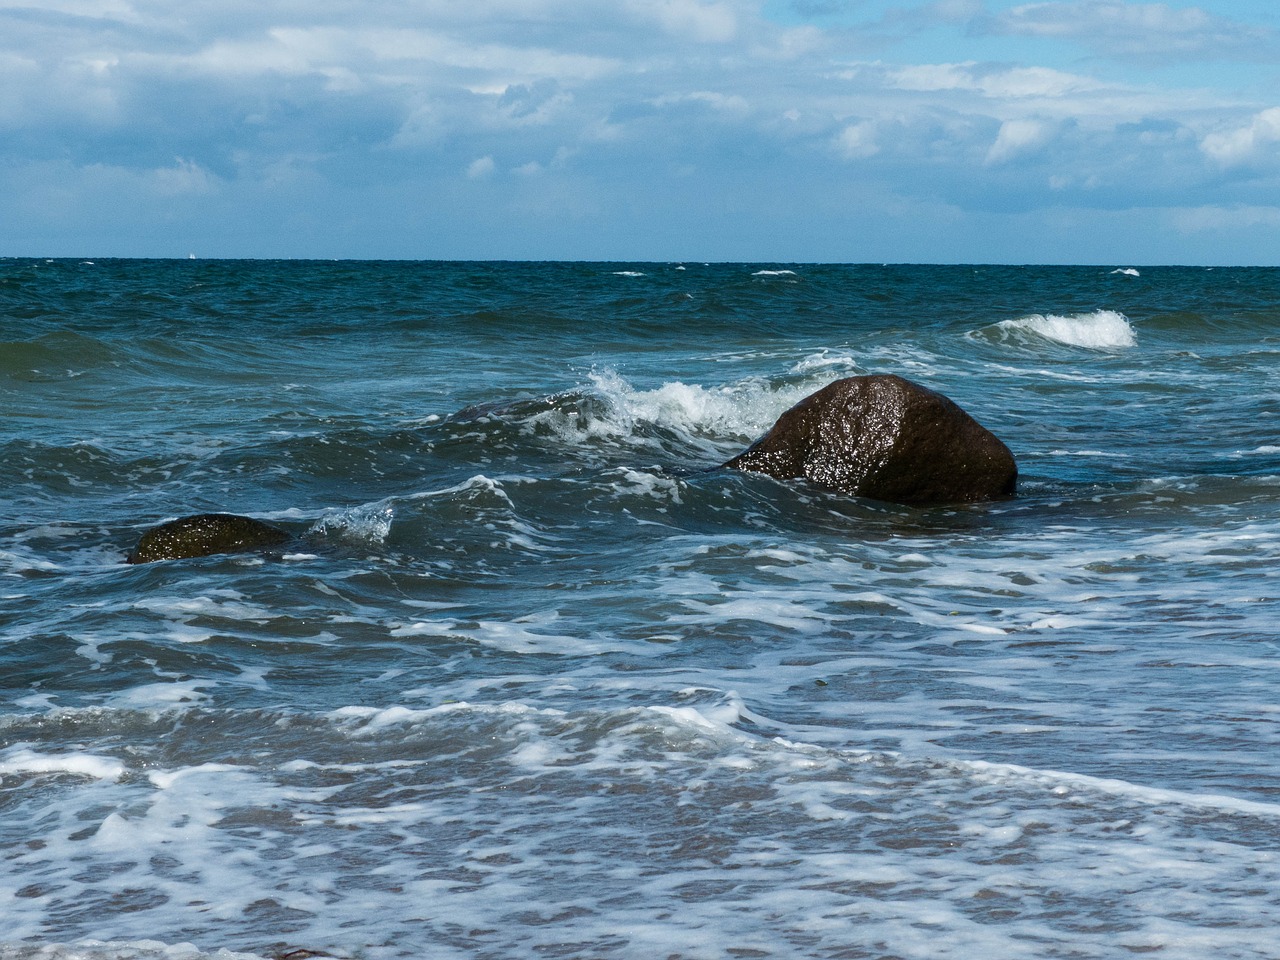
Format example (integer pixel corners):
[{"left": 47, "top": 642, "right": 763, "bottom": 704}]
[
  {"left": 308, "top": 503, "right": 394, "bottom": 544},
  {"left": 514, "top": 369, "right": 825, "bottom": 462}
]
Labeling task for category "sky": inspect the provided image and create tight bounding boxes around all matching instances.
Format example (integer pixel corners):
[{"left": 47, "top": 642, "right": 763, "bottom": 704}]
[{"left": 2, "top": 0, "right": 1279, "bottom": 263}]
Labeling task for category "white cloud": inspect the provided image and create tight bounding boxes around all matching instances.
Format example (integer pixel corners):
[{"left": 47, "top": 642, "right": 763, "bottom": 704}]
[
  {"left": 467, "top": 155, "right": 495, "bottom": 178},
  {"left": 652, "top": 91, "right": 750, "bottom": 113},
  {"left": 979, "top": 1, "right": 1277, "bottom": 60},
  {"left": 174, "top": 26, "right": 618, "bottom": 87},
  {"left": 21, "top": 0, "right": 138, "bottom": 18},
  {"left": 885, "top": 61, "right": 1105, "bottom": 99},
  {"left": 1200, "top": 108, "right": 1280, "bottom": 167},
  {"left": 836, "top": 120, "right": 879, "bottom": 159},
  {"left": 629, "top": 0, "right": 739, "bottom": 43},
  {"left": 986, "top": 118, "right": 1056, "bottom": 164},
  {"left": 0, "top": 0, "right": 1278, "bottom": 261}
]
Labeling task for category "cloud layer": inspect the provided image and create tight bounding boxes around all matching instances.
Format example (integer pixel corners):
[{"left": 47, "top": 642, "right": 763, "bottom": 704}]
[{"left": 2, "top": 0, "right": 1278, "bottom": 261}]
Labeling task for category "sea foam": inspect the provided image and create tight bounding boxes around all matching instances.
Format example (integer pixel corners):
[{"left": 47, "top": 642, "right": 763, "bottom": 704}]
[
  {"left": 993, "top": 309, "right": 1136, "bottom": 350},
  {"left": 0, "top": 748, "right": 126, "bottom": 781},
  {"left": 581, "top": 368, "right": 818, "bottom": 454}
]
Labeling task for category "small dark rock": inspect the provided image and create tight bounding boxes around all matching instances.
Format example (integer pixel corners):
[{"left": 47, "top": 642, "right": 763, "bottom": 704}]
[
  {"left": 125, "top": 513, "right": 292, "bottom": 564},
  {"left": 723, "top": 374, "right": 1016, "bottom": 505}
]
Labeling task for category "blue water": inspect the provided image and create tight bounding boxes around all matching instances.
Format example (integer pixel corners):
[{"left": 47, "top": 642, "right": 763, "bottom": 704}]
[{"left": 3, "top": 259, "right": 1280, "bottom": 959}]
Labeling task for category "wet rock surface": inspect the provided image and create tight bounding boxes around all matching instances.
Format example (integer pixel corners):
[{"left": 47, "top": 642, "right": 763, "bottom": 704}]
[
  {"left": 723, "top": 374, "right": 1017, "bottom": 505},
  {"left": 126, "top": 513, "right": 292, "bottom": 564}
]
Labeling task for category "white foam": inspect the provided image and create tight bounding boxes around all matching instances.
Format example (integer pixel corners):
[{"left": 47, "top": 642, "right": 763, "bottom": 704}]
[
  {"left": 0, "top": 747, "right": 126, "bottom": 781},
  {"left": 578, "top": 368, "right": 816, "bottom": 455},
  {"left": 964, "top": 758, "right": 1280, "bottom": 819},
  {"left": 613, "top": 467, "right": 685, "bottom": 504},
  {"left": 1111, "top": 267, "right": 1141, "bottom": 276},
  {"left": 790, "top": 350, "right": 860, "bottom": 375},
  {"left": 1, "top": 548, "right": 61, "bottom": 574},
  {"left": 612, "top": 270, "right": 645, "bottom": 277},
  {"left": 13, "top": 693, "right": 59, "bottom": 709},
  {"left": 75, "top": 635, "right": 114, "bottom": 667},
  {"left": 106, "top": 679, "right": 211, "bottom": 708},
  {"left": 752, "top": 269, "right": 797, "bottom": 276},
  {"left": 132, "top": 593, "right": 273, "bottom": 623},
  {"left": 147, "top": 762, "right": 247, "bottom": 791},
  {"left": 993, "top": 309, "right": 1137, "bottom": 350},
  {"left": 1045, "top": 448, "right": 1130, "bottom": 457},
  {"left": 6, "top": 692, "right": 1280, "bottom": 959},
  {"left": 670, "top": 595, "right": 834, "bottom": 633},
  {"left": 0, "top": 942, "right": 266, "bottom": 960}
]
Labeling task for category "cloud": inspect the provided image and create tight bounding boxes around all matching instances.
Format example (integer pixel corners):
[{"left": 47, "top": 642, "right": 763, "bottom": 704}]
[
  {"left": 0, "top": 0, "right": 1278, "bottom": 261},
  {"left": 629, "top": 0, "right": 739, "bottom": 43},
  {"left": 976, "top": 1, "right": 1279, "bottom": 61},
  {"left": 1200, "top": 108, "right": 1280, "bottom": 167},
  {"left": 884, "top": 61, "right": 1106, "bottom": 99},
  {"left": 986, "top": 118, "right": 1057, "bottom": 164},
  {"left": 835, "top": 120, "right": 879, "bottom": 159},
  {"left": 467, "top": 155, "right": 496, "bottom": 179}
]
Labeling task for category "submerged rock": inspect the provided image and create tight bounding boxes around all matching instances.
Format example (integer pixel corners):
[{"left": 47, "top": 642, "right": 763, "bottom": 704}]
[
  {"left": 126, "top": 513, "right": 292, "bottom": 564},
  {"left": 722, "top": 374, "right": 1016, "bottom": 505}
]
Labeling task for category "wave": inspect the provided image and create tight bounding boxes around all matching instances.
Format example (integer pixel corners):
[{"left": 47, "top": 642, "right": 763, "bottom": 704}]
[
  {"left": 441, "top": 369, "right": 823, "bottom": 466},
  {"left": 980, "top": 309, "right": 1137, "bottom": 351},
  {"left": 7, "top": 695, "right": 1280, "bottom": 959},
  {"left": 582, "top": 369, "right": 797, "bottom": 451}
]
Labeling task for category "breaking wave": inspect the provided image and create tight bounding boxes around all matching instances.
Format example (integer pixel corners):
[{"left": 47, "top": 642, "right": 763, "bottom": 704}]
[{"left": 983, "top": 309, "right": 1137, "bottom": 351}]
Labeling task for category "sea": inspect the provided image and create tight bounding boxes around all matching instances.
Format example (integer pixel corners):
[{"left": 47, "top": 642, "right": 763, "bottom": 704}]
[{"left": 2, "top": 259, "right": 1279, "bottom": 960}]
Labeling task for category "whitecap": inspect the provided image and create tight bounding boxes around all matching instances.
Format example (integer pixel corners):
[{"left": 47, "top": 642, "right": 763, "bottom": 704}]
[
  {"left": 612, "top": 270, "right": 645, "bottom": 277},
  {"left": 991, "top": 309, "right": 1136, "bottom": 350},
  {"left": 576, "top": 368, "right": 815, "bottom": 456},
  {"left": 0, "top": 747, "right": 126, "bottom": 781}
]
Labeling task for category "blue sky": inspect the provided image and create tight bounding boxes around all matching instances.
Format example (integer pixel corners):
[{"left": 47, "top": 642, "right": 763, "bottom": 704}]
[{"left": 2, "top": 0, "right": 1279, "bottom": 263}]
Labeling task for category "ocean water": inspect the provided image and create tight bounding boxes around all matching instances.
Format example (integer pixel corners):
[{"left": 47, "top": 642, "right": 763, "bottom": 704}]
[{"left": 3, "top": 259, "right": 1279, "bottom": 960}]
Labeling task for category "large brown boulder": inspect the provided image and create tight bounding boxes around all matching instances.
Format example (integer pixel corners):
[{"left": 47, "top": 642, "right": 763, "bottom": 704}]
[
  {"left": 722, "top": 375, "right": 1016, "bottom": 505},
  {"left": 126, "top": 513, "right": 292, "bottom": 564}
]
